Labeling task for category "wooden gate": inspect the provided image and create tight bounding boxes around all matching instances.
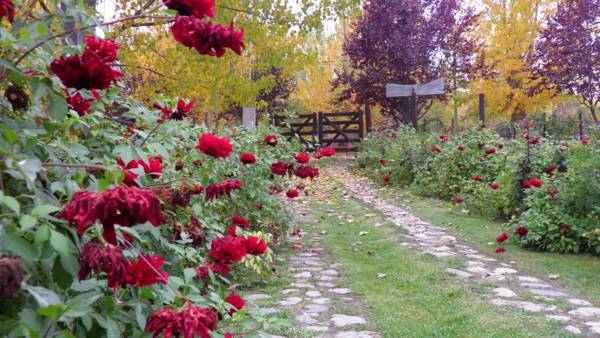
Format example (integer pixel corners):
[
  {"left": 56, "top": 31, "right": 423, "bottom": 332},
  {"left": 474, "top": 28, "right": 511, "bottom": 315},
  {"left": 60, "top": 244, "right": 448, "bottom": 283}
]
[
  {"left": 273, "top": 111, "right": 369, "bottom": 151},
  {"left": 273, "top": 113, "right": 318, "bottom": 147}
]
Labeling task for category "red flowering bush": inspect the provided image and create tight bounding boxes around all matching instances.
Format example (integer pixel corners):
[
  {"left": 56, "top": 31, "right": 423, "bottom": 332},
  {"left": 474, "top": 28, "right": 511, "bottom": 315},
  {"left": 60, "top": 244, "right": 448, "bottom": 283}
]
[
  {"left": 0, "top": 0, "right": 15, "bottom": 23},
  {"left": 171, "top": 16, "right": 244, "bottom": 57}
]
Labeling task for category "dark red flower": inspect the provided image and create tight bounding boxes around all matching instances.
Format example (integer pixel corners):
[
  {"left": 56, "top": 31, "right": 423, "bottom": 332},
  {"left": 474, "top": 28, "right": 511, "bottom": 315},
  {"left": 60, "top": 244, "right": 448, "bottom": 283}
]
[
  {"left": 170, "top": 99, "right": 193, "bottom": 120},
  {"left": 286, "top": 188, "right": 299, "bottom": 199},
  {"left": 439, "top": 134, "right": 448, "bottom": 142},
  {"left": 294, "top": 152, "right": 310, "bottom": 164},
  {"left": 83, "top": 35, "right": 119, "bottom": 63},
  {"left": 191, "top": 183, "right": 204, "bottom": 195},
  {"left": 227, "top": 225, "right": 238, "bottom": 237},
  {"left": 60, "top": 186, "right": 165, "bottom": 245},
  {"left": 116, "top": 158, "right": 140, "bottom": 186},
  {"left": 379, "top": 159, "right": 387, "bottom": 166},
  {"left": 561, "top": 223, "right": 570, "bottom": 232},
  {"left": 244, "top": 236, "right": 267, "bottom": 255},
  {"left": 138, "top": 156, "right": 163, "bottom": 178},
  {"left": 0, "top": 0, "right": 15, "bottom": 23},
  {"left": 0, "top": 255, "right": 22, "bottom": 299},
  {"left": 263, "top": 134, "right": 278, "bottom": 146},
  {"left": 271, "top": 161, "right": 293, "bottom": 176},
  {"left": 485, "top": 148, "right": 496, "bottom": 155},
  {"left": 174, "top": 217, "right": 205, "bottom": 246},
  {"left": 196, "top": 133, "right": 233, "bottom": 158},
  {"left": 51, "top": 54, "right": 123, "bottom": 90},
  {"left": 225, "top": 333, "right": 233, "bottom": 338},
  {"left": 193, "top": 159, "right": 202, "bottom": 167},
  {"left": 196, "top": 262, "right": 230, "bottom": 279},
  {"left": 545, "top": 165, "right": 557, "bottom": 174},
  {"left": 491, "top": 182, "right": 500, "bottom": 190},
  {"left": 529, "top": 178, "right": 542, "bottom": 188},
  {"left": 126, "top": 256, "right": 169, "bottom": 287},
  {"left": 226, "top": 293, "right": 245, "bottom": 314},
  {"left": 581, "top": 137, "right": 589, "bottom": 145},
  {"left": 209, "top": 236, "right": 247, "bottom": 265},
  {"left": 516, "top": 227, "right": 528, "bottom": 237},
  {"left": 66, "top": 91, "right": 92, "bottom": 116},
  {"left": 179, "top": 303, "right": 218, "bottom": 338},
  {"left": 453, "top": 197, "right": 464, "bottom": 204},
  {"left": 205, "top": 180, "right": 242, "bottom": 201},
  {"left": 79, "top": 241, "right": 128, "bottom": 288},
  {"left": 171, "top": 15, "right": 244, "bottom": 57},
  {"left": 496, "top": 247, "right": 506, "bottom": 254},
  {"left": 269, "top": 184, "right": 282, "bottom": 195},
  {"left": 430, "top": 144, "right": 441, "bottom": 153},
  {"left": 496, "top": 232, "right": 508, "bottom": 243},
  {"left": 472, "top": 175, "right": 481, "bottom": 181},
  {"left": 239, "top": 152, "right": 256, "bottom": 164},
  {"left": 457, "top": 145, "right": 465, "bottom": 151},
  {"left": 521, "top": 179, "right": 532, "bottom": 189},
  {"left": 295, "top": 165, "right": 319, "bottom": 179},
  {"left": 163, "top": 0, "right": 215, "bottom": 19},
  {"left": 145, "top": 308, "right": 180, "bottom": 338},
  {"left": 313, "top": 149, "right": 323, "bottom": 159},
  {"left": 175, "top": 161, "right": 185, "bottom": 171},
  {"left": 383, "top": 174, "right": 391, "bottom": 184},
  {"left": 321, "top": 147, "right": 336, "bottom": 157},
  {"left": 231, "top": 215, "right": 249, "bottom": 228},
  {"left": 158, "top": 188, "right": 192, "bottom": 210}
]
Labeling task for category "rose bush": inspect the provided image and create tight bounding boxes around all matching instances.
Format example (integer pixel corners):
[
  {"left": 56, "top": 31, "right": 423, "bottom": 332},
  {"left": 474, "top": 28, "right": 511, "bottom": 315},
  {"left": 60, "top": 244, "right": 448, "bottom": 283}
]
[
  {"left": 355, "top": 125, "right": 599, "bottom": 254},
  {"left": 0, "top": 1, "right": 320, "bottom": 337}
]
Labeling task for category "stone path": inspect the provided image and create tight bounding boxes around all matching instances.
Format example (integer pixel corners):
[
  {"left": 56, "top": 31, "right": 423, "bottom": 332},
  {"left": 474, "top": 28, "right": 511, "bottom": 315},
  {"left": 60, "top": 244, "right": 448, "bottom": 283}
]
[
  {"left": 253, "top": 200, "right": 380, "bottom": 338},
  {"left": 320, "top": 162, "right": 600, "bottom": 337}
]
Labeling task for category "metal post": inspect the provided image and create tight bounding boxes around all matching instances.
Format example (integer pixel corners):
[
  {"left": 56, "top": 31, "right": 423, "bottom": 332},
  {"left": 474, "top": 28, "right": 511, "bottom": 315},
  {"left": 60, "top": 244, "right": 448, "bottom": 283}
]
[{"left": 411, "top": 91, "right": 418, "bottom": 129}]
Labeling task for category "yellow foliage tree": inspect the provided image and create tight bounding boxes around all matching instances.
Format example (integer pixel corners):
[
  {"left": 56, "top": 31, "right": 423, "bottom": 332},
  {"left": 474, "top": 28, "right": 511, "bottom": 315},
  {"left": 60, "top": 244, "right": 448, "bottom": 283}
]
[{"left": 472, "top": 0, "right": 559, "bottom": 120}]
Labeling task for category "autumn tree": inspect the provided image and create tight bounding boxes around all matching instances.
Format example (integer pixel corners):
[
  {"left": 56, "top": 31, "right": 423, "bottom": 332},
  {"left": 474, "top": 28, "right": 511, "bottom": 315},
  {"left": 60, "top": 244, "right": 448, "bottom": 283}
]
[
  {"left": 534, "top": 0, "right": 599, "bottom": 122},
  {"left": 334, "top": 0, "right": 479, "bottom": 127},
  {"left": 472, "top": 0, "right": 558, "bottom": 120}
]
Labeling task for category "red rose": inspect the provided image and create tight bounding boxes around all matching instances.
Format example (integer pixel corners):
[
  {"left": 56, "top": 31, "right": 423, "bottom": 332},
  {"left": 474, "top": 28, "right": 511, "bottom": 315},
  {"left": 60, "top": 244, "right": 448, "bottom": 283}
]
[
  {"left": 144, "top": 308, "right": 180, "bottom": 338},
  {"left": 545, "top": 165, "right": 557, "bottom": 174},
  {"left": 50, "top": 54, "right": 123, "bottom": 90},
  {"left": 227, "top": 225, "right": 238, "bottom": 237},
  {"left": 453, "top": 197, "right": 464, "bottom": 204},
  {"left": 321, "top": 147, "right": 336, "bottom": 157},
  {"left": 83, "top": 35, "right": 119, "bottom": 63},
  {"left": 209, "top": 236, "right": 247, "bottom": 265},
  {"left": 205, "top": 180, "right": 242, "bottom": 201},
  {"left": 196, "top": 133, "right": 233, "bottom": 158},
  {"left": 138, "top": 156, "right": 163, "bottom": 178},
  {"left": 0, "top": 255, "right": 22, "bottom": 299},
  {"left": 226, "top": 293, "right": 245, "bottom": 314},
  {"left": 239, "top": 152, "right": 256, "bottom": 164},
  {"left": 581, "top": 137, "right": 589, "bottom": 145},
  {"left": 383, "top": 174, "right": 391, "bottom": 184},
  {"left": 171, "top": 15, "right": 244, "bottom": 57},
  {"left": 286, "top": 188, "right": 300, "bottom": 199},
  {"left": 79, "top": 241, "right": 128, "bottom": 288},
  {"left": 170, "top": 98, "right": 193, "bottom": 120},
  {"left": 485, "top": 148, "right": 496, "bottom": 155},
  {"left": 490, "top": 182, "right": 500, "bottom": 190},
  {"left": 521, "top": 179, "right": 532, "bottom": 189},
  {"left": 245, "top": 236, "right": 267, "bottom": 255},
  {"left": 529, "top": 178, "right": 542, "bottom": 188},
  {"left": 457, "top": 145, "right": 465, "bottom": 151},
  {"left": 125, "top": 255, "right": 169, "bottom": 287},
  {"left": 263, "top": 134, "right": 278, "bottom": 146},
  {"left": 561, "top": 223, "right": 570, "bottom": 232},
  {"left": 496, "top": 247, "right": 506, "bottom": 254},
  {"left": 472, "top": 175, "right": 481, "bottom": 181},
  {"left": 145, "top": 304, "right": 217, "bottom": 338},
  {"left": 191, "top": 183, "right": 204, "bottom": 195},
  {"left": 496, "top": 232, "right": 508, "bottom": 243},
  {"left": 295, "top": 165, "right": 319, "bottom": 179},
  {"left": 163, "top": 0, "right": 215, "bottom": 19},
  {"left": 294, "top": 152, "right": 310, "bottom": 164},
  {"left": 379, "top": 159, "right": 387, "bottom": 166},
  {"left": 66, "top": 91, "right": 92, "bottom": 116},
  {"left": 515, "top": 227, "right": 528, "bottom": 237},
  {"left": 439, "top": 134, "right": 448, "bottom": 142},
  {"left": 231, "top": 215, "right": 249, "bottom": 228},
  {"left": 271, "top": 161, "right": 293, "bottom": 176},
  {"left": 0, "top": 0, "right": 15, "bottom": 23}
]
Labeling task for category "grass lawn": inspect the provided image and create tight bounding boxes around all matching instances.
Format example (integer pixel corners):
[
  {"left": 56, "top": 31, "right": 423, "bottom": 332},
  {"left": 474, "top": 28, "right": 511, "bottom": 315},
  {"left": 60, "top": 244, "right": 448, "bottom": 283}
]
[
  {"left": 357, "top": 170, "right": 600, "bottom": 306},
  {"left": 306, "top": 184, "right": 569, "bottom": 338}
]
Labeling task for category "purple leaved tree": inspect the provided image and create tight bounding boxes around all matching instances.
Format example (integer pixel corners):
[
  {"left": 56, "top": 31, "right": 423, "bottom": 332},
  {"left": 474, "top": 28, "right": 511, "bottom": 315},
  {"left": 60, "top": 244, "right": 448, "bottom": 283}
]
[
  {"left": 334, "top": 0, "right": 479, "bottom": 127},
  {"left": 534, "top": 0, "right": 600, "bottom": 122}
]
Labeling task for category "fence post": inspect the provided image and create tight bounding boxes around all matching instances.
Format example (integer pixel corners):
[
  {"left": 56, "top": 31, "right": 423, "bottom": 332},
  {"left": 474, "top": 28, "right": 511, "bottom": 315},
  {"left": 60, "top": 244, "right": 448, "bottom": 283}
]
[
  {"left": 479, "top": 93, "right": 485, "bottom": 124},
  {"left": 358, "top": 110, "right": 364, "bottom": 140},
  {"left": 317, "top": 112, "right": 324, "bottom": 146},
  {"left": 365, "top": 103, "right": 372, "bottom": 134},
  {"left": 411, "top": 91, "right": 418, "bottom": 129}
]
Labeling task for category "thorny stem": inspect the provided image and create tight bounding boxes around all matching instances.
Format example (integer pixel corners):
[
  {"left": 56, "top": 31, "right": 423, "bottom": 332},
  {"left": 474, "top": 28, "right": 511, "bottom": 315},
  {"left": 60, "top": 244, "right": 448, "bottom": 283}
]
[
  {"left": 43, "top": 163, "right": 108, "bottom": 171},
  {"left": 138, "top": 122, "right": 161, "bottom": 148}
]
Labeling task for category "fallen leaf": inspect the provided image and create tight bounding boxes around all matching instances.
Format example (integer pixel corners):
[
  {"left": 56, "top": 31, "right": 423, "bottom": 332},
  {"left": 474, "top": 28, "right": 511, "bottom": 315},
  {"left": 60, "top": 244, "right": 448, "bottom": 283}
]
[
  {"left": 548, "top": 273, "right": 560, "bottom": 280},
  {"left": 358, "top": 231, "right": 369, "bottom": 236}
]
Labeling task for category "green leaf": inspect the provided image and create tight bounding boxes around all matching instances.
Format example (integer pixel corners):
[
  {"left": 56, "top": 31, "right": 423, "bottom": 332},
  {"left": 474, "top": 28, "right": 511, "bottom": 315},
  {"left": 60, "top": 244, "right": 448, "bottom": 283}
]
[
  {"left": 2, "top": 195, "right": 20, "bottom": 214},
  {"left": 37, "top": 304, "right": 66, "bottom": 321},
  {"left": 31, "top": 204, "right": 60, "bottom": 217},
  {"left": 64, "top": 293, "right": 102, "bottom": 318},
  {"left": 36, "top": 23, "right": 48, "bottom": 36},
  {"left": 49, "top": 91, "right": 68, "bottom": 121},
  {"left": 23, "top": 284, "right": 62, "bottom": 307},
  {"left": 2, "top": 125, "right": 19, "bottom": 144},
  {"left": 19, "top": 215, "right": 38, "bottom": 230},
  {"left": 183, "top": 267, "right": 196, "bottom": 284},
  {"left": 1, "top": 233, "right": 36, "bottom": 260},
  {"left": 50, "top": 230, "right": 72, "bottom": 257}
]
